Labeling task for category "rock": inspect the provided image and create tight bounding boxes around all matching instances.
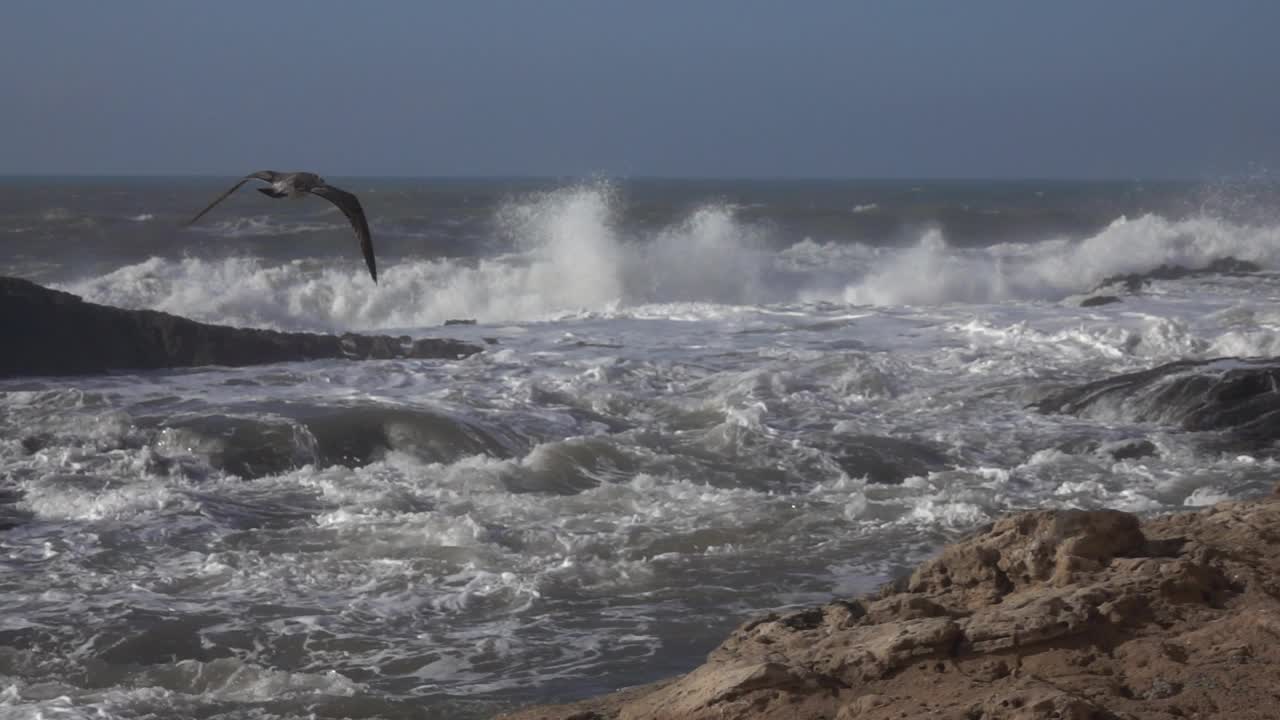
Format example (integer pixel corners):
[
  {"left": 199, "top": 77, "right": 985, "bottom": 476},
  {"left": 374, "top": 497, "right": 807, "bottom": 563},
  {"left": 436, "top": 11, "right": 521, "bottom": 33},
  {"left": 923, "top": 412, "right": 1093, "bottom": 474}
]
[
  {"left": 0, "top": 487, "right": 30, "bottom": 531},
  {"left": 1097, "top": 438, "right": 1158, "bottom": 461},
  {"left": 497, "top": 485, "right": 1280, "bottom": 720},
  {"left": 834, "top": 694, "right": 888, "bottom": 719},
  {"left": 444, "top": 318, "right": 477, "bottom": 326},
  {"left": 1032, "top": 357, "right": 1280, "bottom": 455},
  {"left": 1093, "top": 257, "right": 1261, "bottom": 294},
  {"left": 616, "top": 661, "right": 844, "bottom": 720},
  {"left": 906, "top": 509, "right": 1146, "bottom": 604},
  {"left": 0, "top": 276, "right": 482, "bottom": 378},
  {"left": 1080, "top": 294, "right": 1121, "bottom": 307},
  {"left": 1057, "top": 437, "right": 1159, "bottom": 461},
  {"left": 971, "top": 680, "right": 1121, "bottom": 720},
  {"left": 827, "top": 434, "right": 951, "bottom": 485}
]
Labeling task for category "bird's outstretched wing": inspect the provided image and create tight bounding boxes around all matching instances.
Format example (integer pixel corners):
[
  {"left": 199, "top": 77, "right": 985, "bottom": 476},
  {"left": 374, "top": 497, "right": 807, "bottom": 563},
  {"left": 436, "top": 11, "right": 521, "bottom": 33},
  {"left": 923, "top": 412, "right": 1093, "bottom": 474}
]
[
  {"left": 185, "top": 171, "right": 279, "bottom": 226},
  {"left": 310, "top": 184, "right": 377, "bottom": 282}
]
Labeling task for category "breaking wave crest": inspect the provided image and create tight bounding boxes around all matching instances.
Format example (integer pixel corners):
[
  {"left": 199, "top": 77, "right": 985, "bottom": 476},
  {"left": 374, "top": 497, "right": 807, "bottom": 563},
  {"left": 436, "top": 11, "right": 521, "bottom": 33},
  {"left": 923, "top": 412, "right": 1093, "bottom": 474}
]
[
  {"left": 838, "top": 214, "right": 1280, "bottom": 306},
  {"left": 59, "top": 183, "right": 1280, "bottom": 331}
]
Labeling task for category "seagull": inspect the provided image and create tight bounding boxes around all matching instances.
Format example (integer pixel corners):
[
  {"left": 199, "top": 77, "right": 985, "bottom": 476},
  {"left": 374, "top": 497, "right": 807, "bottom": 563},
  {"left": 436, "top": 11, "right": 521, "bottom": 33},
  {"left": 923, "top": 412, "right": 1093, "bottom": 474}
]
[{"left": 185, "top": 171, "right": 378, "bottom": 282}]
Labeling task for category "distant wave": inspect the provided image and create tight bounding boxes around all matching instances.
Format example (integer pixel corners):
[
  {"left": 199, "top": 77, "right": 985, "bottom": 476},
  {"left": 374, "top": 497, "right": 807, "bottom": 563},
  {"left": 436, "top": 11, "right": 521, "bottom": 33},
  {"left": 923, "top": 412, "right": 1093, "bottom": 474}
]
[
  {"left": 834, "top": 214, "right": 1280, "bottom": 306},
  {"left": 186, "top": 215, "right": 345, "bottom": 238},
  {"left": 58, "top": 182, "right": 1280, "bottom": 332},
  {"left": 41, "top": 207, "right": 74, "bottom": 222}
]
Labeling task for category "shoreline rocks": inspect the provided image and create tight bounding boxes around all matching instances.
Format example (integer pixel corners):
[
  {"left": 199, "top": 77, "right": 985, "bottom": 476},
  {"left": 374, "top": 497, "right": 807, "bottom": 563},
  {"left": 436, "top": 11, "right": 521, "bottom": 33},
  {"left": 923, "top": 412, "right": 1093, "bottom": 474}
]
[
  {"left": 499, "top": 485, "right": 1280, "bottom": 719},
  {"left": 0, "top": 276, "right": 482, "bottom": 378}
]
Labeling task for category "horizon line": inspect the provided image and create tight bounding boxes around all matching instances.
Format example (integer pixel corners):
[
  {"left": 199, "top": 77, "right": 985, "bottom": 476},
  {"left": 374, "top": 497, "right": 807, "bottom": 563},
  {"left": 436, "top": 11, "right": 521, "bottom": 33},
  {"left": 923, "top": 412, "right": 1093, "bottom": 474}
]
[{"left": 0, "top": 172, "right": 1217, "bottom": 184}]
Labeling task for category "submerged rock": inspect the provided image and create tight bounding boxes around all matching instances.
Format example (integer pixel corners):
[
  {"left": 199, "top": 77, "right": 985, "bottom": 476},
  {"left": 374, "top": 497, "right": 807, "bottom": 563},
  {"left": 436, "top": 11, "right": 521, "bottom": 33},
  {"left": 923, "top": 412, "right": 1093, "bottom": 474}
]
[
  {"left": 828, "top": 434, "right": 951, "bottom": 485},
  {"left": 1097, "top": 438, "right": 1158, "bottom": 461},
  {"left": 1032, "top": 357, "right": 1280, "bottom": 455},
  {"left": 1056, "top": 436, "right": 1159, "bottom": 461},
  {"left": 499, "top": 485, "right": 1280, "bottom": 720},
  {"left": 1078, "top": 294, "right": 1121, "bottom": 307},
  {"left": 0, "top": 276, "right": 483, "bottom": 378}
]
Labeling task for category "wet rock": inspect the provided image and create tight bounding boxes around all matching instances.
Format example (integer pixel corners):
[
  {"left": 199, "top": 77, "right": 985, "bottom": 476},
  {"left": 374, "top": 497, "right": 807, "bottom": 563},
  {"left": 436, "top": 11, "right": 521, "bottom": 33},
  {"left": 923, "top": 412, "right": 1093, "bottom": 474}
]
[
  {"left": 498, "top": 484, "right": 1280, "bottom": 720},
  {"left": 1080, "top": 294, "right": 1121, "bottom": 307},
  {"left": 1097, "top": 438, "right": 1158, "bottom": 461},
  {"left": 0, "top": 276, "right": 483, "bottom": 378},
  {"left": 19, "top": 434, "right": 51, "bottom": 454},
  {"left": 1033, "top": 357, "right": 1280, "bottom": 455},
  {"left": 828, "top": 434, "right": 951, "bottom": 485},
  {"left": 0, "top": 486, "right": 30, "bottom": 531},
  {"left": 1057, "top": 436, "right": 1159, "bottom": 461},
  {"left": 1093, "top": 257, "right": 1261, "bottom": 294}
]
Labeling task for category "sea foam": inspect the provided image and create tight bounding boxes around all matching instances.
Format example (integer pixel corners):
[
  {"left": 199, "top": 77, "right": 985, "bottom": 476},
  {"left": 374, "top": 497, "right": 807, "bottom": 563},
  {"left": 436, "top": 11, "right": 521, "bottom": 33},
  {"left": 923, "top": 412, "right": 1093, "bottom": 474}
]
[{"left": 59, "top": 184, "right": 1280, "bottom": 331}]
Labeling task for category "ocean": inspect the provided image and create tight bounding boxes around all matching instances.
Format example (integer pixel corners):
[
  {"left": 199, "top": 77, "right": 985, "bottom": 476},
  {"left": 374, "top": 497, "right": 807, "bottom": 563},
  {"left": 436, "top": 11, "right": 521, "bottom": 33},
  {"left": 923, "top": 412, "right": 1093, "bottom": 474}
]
[{"left": 2, "top": 176, "right": 1279, "bottom": 718}]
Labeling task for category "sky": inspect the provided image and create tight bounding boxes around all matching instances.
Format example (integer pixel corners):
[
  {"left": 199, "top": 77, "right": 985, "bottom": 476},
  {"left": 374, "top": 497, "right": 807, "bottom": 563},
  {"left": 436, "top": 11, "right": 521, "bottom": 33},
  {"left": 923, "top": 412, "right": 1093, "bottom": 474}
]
[{"left": 3, "top": 1, "right": 1279, "bottom": 179}]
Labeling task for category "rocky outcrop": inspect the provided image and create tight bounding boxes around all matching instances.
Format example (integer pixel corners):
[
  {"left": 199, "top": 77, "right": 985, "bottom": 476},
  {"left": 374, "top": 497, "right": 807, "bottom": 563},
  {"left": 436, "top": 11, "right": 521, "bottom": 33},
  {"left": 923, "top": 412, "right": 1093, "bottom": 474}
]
[
  {"left": 1092, "top": 257, "right": 1261, "bottom": 294},
  {"left": 0, "top": 276, "right": 482, "bottom": 377},
  {"left": 499, "top": 486, "right": 1280, "bottom": 719},
  {"left": 1032, "top": 357, "right": 1280, "bottom": 455}
]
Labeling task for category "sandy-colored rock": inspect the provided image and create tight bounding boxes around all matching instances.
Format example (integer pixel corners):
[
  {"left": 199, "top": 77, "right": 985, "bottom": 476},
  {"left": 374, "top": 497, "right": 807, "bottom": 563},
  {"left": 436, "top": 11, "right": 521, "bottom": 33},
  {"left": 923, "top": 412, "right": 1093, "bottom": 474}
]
[
  {"left": 906, "top": 509, "right": 1146, "bottom": 605},
  {"left": 498, "top": 486, "right": 1280, "bottom": 720}
]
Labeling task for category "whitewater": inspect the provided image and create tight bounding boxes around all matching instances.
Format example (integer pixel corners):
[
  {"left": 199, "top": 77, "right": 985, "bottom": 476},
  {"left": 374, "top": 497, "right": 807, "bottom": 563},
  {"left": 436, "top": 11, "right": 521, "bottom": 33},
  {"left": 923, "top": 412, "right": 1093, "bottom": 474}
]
[{"left": 2, "top": 177, "right": 1279, "bottom": 718}]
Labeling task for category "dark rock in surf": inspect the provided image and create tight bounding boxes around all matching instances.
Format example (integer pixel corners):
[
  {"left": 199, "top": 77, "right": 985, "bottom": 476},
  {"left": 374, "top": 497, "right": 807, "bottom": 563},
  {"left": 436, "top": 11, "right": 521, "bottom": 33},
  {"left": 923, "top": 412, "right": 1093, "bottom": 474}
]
[
  {"left": 1055, "top": 436, "right": 1159, "bottom": 461},
  {"left": 572, "top": 340, "right": 624, "bottom": 349},
  {"left": 0, "top": 486, "right": 29, "bottom": 531},
  {"left": 1092, "top": 257, "right": 1260, "bottom": 294},
  {"left": 1079, "top": 295, "right": 1121, "bottom": 307},
  {"left": 444, "top": 318, "right": 477, "bottom": 326},
  {"left": 20, "top": 435, "right": 50, "bottom": 454},
  {"left": 1097, "top": 438, "right": 1158, "bottom": 461},
  {"left": 0, "top": 276, "right": 483, "bottom": 378},
  {"left": 1033, "top": 357, "right": 1280, "bottom": 454},
  {"left": 830, "top": 434, "right": 951, "bottom": 484}
]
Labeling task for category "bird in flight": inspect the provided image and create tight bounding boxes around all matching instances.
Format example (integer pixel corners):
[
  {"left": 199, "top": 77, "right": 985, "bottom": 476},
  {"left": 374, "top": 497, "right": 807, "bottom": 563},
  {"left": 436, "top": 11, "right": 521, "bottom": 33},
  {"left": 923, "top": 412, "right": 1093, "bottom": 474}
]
[{"left": 185, "top": 171, "right": 378, "bottom": 282}]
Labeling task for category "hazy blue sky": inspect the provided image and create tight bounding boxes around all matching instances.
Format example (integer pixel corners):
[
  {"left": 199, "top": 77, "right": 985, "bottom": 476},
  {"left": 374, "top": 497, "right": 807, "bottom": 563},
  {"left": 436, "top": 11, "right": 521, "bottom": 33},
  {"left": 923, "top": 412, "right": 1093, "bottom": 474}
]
[{"left": 3, "top": 1, "right": 1279, "bottom": 179}]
